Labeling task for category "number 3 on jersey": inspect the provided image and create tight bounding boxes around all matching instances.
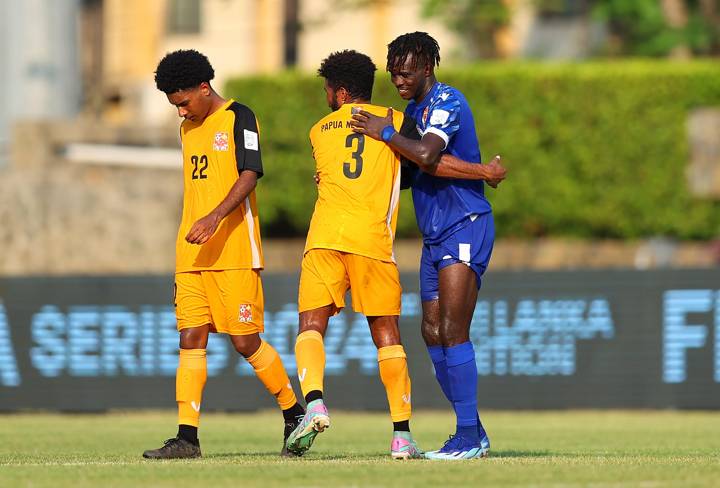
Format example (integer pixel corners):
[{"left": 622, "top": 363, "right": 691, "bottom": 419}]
[
  {"left": 343, "top": 133, "right": 364, "bottom": 179},
  {"left": 191, "top": 155, "right": 208, "bottom": 180}
]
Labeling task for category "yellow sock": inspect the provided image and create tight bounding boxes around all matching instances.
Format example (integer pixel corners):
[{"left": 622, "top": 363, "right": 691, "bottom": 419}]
[
  {"left": 247, "top": 340, "right": 298, "bottom": 410},
  {"left": 295, "top": 330, "right": 325, "bottom": 398},
  {"left": 177, "top": 348, "right": 207, "bottom": 427},
  {"left": 378, "top": 345, "right": 412, "bottom": 422}
]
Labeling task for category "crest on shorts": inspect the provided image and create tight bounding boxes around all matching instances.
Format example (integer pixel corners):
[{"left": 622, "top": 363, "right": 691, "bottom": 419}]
[
  {"left": 238, "top": 304, "right": 252, "bottom": 323},
  {"left": 213, "top": 131, "right": 229, "bottom": 151}
]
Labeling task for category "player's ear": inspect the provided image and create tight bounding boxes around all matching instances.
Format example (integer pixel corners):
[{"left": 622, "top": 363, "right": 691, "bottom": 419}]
[{"left": 423, "top": 63, "right": 432, "bottom": 77}]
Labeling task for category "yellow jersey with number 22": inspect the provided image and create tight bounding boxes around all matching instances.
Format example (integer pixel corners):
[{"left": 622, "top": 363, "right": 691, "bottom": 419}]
[{"left": 176, "top": 99, "right": 264, "bottom": 273}]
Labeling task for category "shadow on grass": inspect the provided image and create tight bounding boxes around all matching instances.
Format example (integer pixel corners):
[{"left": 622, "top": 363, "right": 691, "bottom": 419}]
[
  {"left": 490, "top": 450, "right": 553, "bottom": 458},
  {"left": 208, "top": 450, "right": 557, "bottom": 461},
  {"left": 207, "top": 452, "right": 347, "bottom": 461}
]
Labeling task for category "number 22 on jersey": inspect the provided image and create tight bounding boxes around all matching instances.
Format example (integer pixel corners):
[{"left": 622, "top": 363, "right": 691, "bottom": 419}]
[{"left": 191, "top": 154, "right": 208, "bottom": 180}]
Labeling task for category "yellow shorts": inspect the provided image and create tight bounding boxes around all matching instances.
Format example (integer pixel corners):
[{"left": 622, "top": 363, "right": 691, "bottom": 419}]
[
  {"left": 175, "top": 269, "right": 264, "bottom": 335},
  {"left": 298, "top": 249, "right": 401, "bottom": 316}
]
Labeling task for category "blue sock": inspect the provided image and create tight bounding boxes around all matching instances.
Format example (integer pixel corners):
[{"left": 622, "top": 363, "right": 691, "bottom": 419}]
[
  {"left": 430, "top": 345, "right": 485, "bottom": 436},
  {"left": 477, "top": 414, "right": 487, "bottom": 438},
  {"left": 445, "top": 342, "right": 480, "bottom": 443},
  {"left": 427, "top": 345, "right": 453, "bottom": 403},
  {"left": 456, "top": 424, "right": 478, "bottom": 439}
]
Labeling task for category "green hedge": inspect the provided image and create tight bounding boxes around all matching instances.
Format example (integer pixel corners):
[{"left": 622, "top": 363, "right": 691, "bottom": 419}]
[{"left": 226, "top": 61, "right": 720, "bottom": 239}]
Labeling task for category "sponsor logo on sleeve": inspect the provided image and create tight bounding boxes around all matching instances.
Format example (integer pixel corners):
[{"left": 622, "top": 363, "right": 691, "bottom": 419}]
[
  {"left": 243, "top": 130, "right": 259, "bottom": 151},
  {"left": 429, "top": 109, "right": 449, "bottom": 126}
]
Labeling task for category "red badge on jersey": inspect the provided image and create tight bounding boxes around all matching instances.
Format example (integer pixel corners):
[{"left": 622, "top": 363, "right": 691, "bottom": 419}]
[
  {"left": 238, "top": 304, "right": 252, "bottom": 323},
  {"left": 213, "top": 132, "right": 229, "bottom": 151},
  {"left": 422, "top": 107, "right": 429, "bottom": 125}
]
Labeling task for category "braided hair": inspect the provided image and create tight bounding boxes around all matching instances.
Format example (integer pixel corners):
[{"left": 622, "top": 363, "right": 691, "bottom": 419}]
[{"left": 386, "top": 32, "right": 440, "bottom": 71}]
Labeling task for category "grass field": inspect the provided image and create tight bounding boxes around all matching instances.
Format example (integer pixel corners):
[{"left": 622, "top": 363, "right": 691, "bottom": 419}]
[{"left": 1, "top": 410, "right": 719, "bottom": 487}]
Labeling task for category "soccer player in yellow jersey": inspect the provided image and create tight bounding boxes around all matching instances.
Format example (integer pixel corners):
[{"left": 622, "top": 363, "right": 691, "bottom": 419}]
[
  {"left": 284, "top": 50, "right": 423, "bottom": 459},
  {"left": 143, "top": 50, "right": 305, "bottom": 460}
]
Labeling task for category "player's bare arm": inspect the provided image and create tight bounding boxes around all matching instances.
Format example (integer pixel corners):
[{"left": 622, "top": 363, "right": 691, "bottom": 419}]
[
  {"left": 434, "top": 154, "right": 508, "bottom": 188},
  {"left": 351, "top": 108, "right": 445, "bottom": 171},
  {"left": 185, "top": 169, "right": 258, "bottom": 244},
  {"left": 352, "top": 108, "right": 506, "bottom": 185}
]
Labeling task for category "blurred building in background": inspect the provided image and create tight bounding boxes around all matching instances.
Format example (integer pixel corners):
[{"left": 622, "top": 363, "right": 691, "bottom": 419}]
[
  {"left": 4, "top": 0, "right": 718, "bottom": 137},
  {"left": 93, "top": 0, "right": 610, "bottom": 124},
  {"left": 0, "top": 0, "right": 605, "bottom": 131},
  {"left": 95, "top": 0, "right": 463, "bottom": 125},
  {"left": 0, "top": 0, "right": 82, "bottom": 165},
  {"left": 0, "top": 0, "right": 640, "bottom": 167}
]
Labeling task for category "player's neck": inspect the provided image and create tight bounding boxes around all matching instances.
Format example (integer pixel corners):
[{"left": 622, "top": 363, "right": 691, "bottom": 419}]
[
  {"left": 344, "top": 97, "right": 369, "bottom": 106},
  {"left": 415, "top": 76, "right": 437, "bottom": 104},
  {"left": 203, "top": 93, "right": 227, "bottom": 120}
]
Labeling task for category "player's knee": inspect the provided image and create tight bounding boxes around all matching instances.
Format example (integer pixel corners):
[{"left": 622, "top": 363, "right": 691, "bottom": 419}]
[
  {"left": 439, "top": 319, "right": 470, "bottom": 346},
  {"left": 230, "top": 333, "right": 261, "bottom": 357},
  {"left": 179, "top": 326, "right": 209, "bottom": 349},
  {"left": 421, "top": 320, "right": 442, "bottom": 346},
  {"left": 421, "top": 328, "right": 441, "bottom": 347},
  {"left": 298, "top": 308, "right": 331, "bottom": 336},
  {"left": 371, "top": 325, "right": 401, "bottom": 348}
]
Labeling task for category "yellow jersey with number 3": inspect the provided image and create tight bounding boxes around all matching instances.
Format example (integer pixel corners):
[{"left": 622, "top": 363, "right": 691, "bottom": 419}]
[
  {"left": 305, "top": 104, "right": 404, "bottom": 262},
  {"left": 176, "top": 99, "right": 264, "bottom": 273}
]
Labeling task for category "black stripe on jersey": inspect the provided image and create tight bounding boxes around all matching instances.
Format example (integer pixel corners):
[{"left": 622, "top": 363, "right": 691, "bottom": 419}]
[{"left": 227, "top": 102, "right": 264, "bottom": 178}]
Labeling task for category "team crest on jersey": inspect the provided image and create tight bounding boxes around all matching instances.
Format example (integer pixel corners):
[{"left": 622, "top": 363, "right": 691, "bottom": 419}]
[
  {"left": 213, "top": 132, "right": 229, "bottom": 151},
  {"left": 422, "top": 106, "right": 429, "bottom": 125},
  {"left": 238, "top": 304, "right": 252, "bottom": 323}
]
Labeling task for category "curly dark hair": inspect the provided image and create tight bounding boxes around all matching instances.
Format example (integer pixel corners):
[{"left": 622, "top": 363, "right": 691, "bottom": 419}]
[
  {"left": 386, "top": 32, "right": 440, "bottom": 72},
  {"left": 318, "top": 50, "right": 376, "bottom": 101},
  {"left": 154, "top": 49, "right": 215, "bottom": 94}
]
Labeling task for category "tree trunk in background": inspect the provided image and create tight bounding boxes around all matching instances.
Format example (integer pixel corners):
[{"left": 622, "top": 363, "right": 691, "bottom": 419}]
[
  {"left": 699, "top": 0, "right": 718, "bottom": 19},
  {"left": 699, "top": 0, "right": 720, "bottom": 55},
  {"left": 80, "top": 0, "right": 104, "bottom": 117},
  {"left": 661, "top": 0, "right": 691, "bottom": 58}
]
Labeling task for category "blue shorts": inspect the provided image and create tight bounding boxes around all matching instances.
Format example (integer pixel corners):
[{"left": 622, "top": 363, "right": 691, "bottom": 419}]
[{"left": 420, "top": 213, "right": 495, "bottom": 302}]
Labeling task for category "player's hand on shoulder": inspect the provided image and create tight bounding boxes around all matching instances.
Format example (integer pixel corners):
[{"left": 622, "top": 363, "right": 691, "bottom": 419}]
[
  {"left": 486, "top": 155, "right": 507, "bottom": 189},
  {"left": 351, "top": 108, "right": 394, "bottom": 141},
  {"left": 185, "top": 212, "right": 221, "bottom": 245}
]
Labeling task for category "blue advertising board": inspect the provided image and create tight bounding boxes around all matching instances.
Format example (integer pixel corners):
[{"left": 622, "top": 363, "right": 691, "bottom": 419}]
[{"left": 1, "top": 270, "right": 719, "bottom": 411}]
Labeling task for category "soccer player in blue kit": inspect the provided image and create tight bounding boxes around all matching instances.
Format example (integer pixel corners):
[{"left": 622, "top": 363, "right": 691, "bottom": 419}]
[{"left": 351, "top": 31, "right": 507, "bottom": 460}]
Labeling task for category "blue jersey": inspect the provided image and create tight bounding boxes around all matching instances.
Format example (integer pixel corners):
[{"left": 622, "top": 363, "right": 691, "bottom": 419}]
[{"left": 404, "top": 81, "right": 492, "bottom": 244}]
